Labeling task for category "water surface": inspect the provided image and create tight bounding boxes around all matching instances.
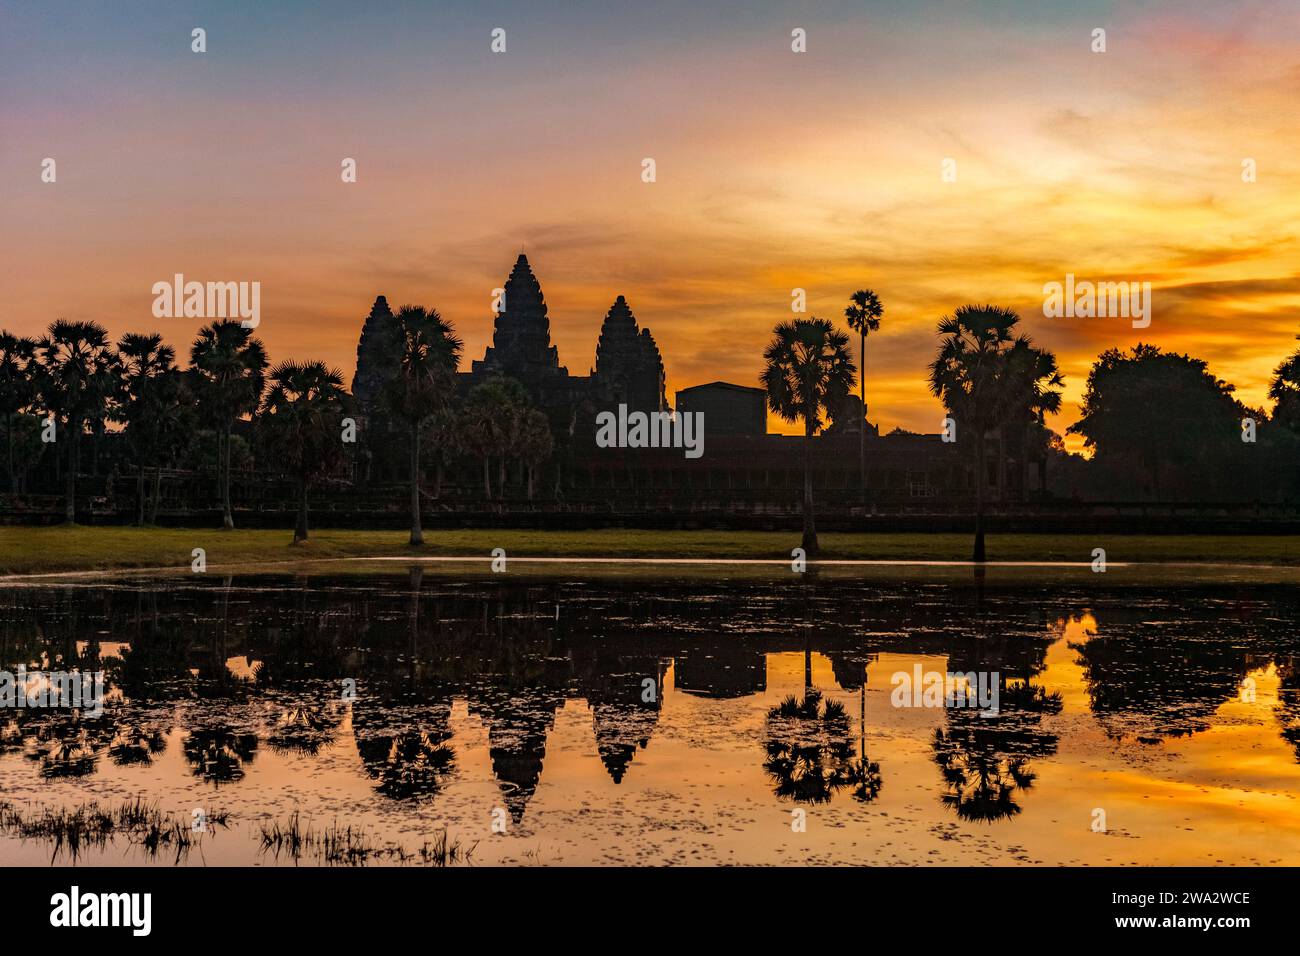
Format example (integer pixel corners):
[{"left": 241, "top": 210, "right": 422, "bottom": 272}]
[{"left": 1, "top": 571, "right": 1297, "bottom": 866}]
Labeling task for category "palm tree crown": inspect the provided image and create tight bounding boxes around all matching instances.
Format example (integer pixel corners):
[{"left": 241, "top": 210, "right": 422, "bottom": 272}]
[
  {"left": 761, "top": 318, "right": 855, "bottom": 434},
  {"left": 844, "top": 289, "right": 883, "bottom": 339}
]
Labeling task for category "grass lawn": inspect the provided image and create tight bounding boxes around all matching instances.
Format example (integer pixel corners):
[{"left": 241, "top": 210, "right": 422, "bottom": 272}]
[{"left": 0, "top": 525, "right": 1296, "bottom": 575}]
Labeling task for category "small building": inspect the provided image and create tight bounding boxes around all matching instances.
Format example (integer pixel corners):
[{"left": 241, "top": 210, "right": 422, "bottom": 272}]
[{"left": 675, "top": 382, "right": 767, "bottom": 436}]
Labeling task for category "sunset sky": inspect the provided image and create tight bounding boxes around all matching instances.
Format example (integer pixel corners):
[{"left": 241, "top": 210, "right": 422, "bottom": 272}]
[{"left": 3, "top": 0, "right": 1298, "bottom": 450}]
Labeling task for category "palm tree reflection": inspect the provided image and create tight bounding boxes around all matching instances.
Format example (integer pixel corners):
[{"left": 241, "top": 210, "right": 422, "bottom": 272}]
[
  {"left": 931, "top": 676, "right": 1061, "bottom": 821},
  {"left": 763, "top": 689, "right": 858, "bottom": 804},
  {"left": 353, "top": 700, "right": 457, "bottom": 800},
  {"left": 107, "top": 717, "right": 168, "bottom": 765},
  {"left": 183, "top": 719, "right": 259, "bottom": 785}
]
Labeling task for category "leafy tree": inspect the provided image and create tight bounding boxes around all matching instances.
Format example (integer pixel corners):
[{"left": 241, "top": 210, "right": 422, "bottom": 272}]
[
  {"left": 190, "top": 321, "right": 267, "bottom": 529},
  {"left": 1068, "top": 344, "right": 1243, "bottom": 500},
  {"left": 761, "top": 318, "right": 855, "bottom": 556},
  {"left": 384, "top": 306, "right": 462, "bottom": 545},
  {"left": 0, "top": 332, "right": 38, "bottom": 492},
  {"left": 0, "top": 414, "right": 46, "bottom": 492},
  {"left": 259, "top": 361, "right": 347, "bottom": 543},
  {"left": 1003, "top": 346, "right": 1064, "bottom": 501},
  {"left": 844, "top": 289, "right": 883, "bottom": 490},
  {"left": 1270, "top": 331, "right": 1300, "bottom": 435}
]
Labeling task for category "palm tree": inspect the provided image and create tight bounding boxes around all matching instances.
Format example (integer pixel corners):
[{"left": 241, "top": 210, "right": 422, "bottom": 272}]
[
  {"left": 927, "top": 305, "right": 1062, "bottom": 562},
  {"left": 34, "top": 320, "right": 118, "bottom": 523},
  {"left": 460, "top": 377, "right": 528, "bottom": 501},
  {"left": 844, "top": 289, "right": 883, "bottom": 492},
  {"left": 189, "top": 321, "right": 267, "bottom": 529},
  {"left": 384, "top": 306, "right": 462, "bottom": 546},
  {"left": 0, "top": 332, "right": 37, "bottom": 492},
  {"left": 517, "top": 408, "right": 554, "bottom": 500},
  {"left": 117, "top": 333, "right": 180, "bottom": 525},
  {"left": 760, "top": 318, "right": 855, "bottom": 556},
  {"left": 86, "top": 346, "right": 124, "bottom": 478},
  {"left": 455, "top": 396, "right": 498, "bottom": 500},
  {"left": 260, "top": 361, "right": 347, "bottom": 543}
]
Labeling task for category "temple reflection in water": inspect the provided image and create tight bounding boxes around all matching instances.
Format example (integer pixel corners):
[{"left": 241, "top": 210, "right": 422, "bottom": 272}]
[{"left": 1, "top": 573, "right": 1298, "bottom": 845}]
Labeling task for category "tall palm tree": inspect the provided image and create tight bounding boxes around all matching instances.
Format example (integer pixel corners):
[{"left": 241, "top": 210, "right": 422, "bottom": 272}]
[
  {"left": 761, "top": 318, "right": 855, "bottom": 556},
  {"left": 34, "top": 320, "right": 118, "bottom": 523},
  {"left": 117, "top": 333, "right": 180, "bottom": 525},
  {"left": 260, "top": 361, "right": 347, "bottom": 543},
  {"left": 384, "top": 306, "right": 462, "bottom": 546},
  {"left": 189, "top": 321, "right": 267, "bottom": 529},
  {"left": 844, "top": 289, "right": 883, "bottom": 492},
  {"left": 927, "top": 305, "right": 1062, "bottom": 562},
  {"left": 0, "top": 332, "right": 37, "bottom": 492}
]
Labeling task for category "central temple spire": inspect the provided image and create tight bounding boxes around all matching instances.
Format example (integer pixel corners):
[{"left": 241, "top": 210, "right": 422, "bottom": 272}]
[{"left": 473, "top": 253, "right": 566, "bottom": 378}]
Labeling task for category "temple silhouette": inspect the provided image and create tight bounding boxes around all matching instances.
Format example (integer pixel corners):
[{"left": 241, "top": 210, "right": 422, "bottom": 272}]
[{"left": 348, "top": 252, "right": 996, "bottom": 512}]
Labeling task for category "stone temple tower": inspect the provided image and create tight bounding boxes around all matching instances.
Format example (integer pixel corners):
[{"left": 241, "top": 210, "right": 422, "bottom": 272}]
[
  {"left": 472, "top": 254, "right": 568, "bottom": 381},
  {"left": 592, "top": 295, "right": 667, "bottom": 413},
  {"left": 351, "top": 294, "right": 404, "bottom": 480}
]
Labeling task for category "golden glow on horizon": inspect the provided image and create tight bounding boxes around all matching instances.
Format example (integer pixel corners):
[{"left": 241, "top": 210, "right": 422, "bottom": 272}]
[{"left": 2, "top": 5, "right": 1297, "bottom": 445}]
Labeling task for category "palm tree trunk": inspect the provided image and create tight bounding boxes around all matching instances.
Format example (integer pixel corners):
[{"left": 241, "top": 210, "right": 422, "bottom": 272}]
[
  {"left": 294, "top": 476, "right": 309, "bottom": 543},
  {"left": 5, "top": 412, "right": 13, "bottom": 492},
  {"left": 527, "top": 463, "right": 535, "bottom": 500},
  {"left": 150, "top": 466, "right": 162, "bottom": 524},
  {"left": 64, "top": 420, "right": 78, "bottom": 524},
  {"left": 802, "top": 419, "right": 818, "bottom": 556},
  {"left": 136, "top": 468, "right": 145, "bottom": 526},
  {"left": 997, "top": 427, "right": 1007, "bottom": 504},
  {"left": 214, "top": 428, "right": 223, "bottom": 515},
  {"left": 482, "top": 457, "right": 491, "bottom": 500},
  {"left": 974, "top": 432, "right": 987, "bottom": 562},
  {"left": 409, "top": 423, "right": 423, "bottom": 546},
  {"left": 222, "top": 424, "right": 235, "bottom": 529},
  {"left": 859, "top": 332, "right": 866, "bottom": 496}
]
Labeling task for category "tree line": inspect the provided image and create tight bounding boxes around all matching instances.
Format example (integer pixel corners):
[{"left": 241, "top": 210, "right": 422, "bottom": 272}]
[
  {"left": 2, "top": 297, "right": 1297, "bottom": 558},
  {"left": 762, "top": 292, "right": 1299, "bottom": 558},
  {"left": 0, "top": 306, "right": 548, "bottom": 545}
]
